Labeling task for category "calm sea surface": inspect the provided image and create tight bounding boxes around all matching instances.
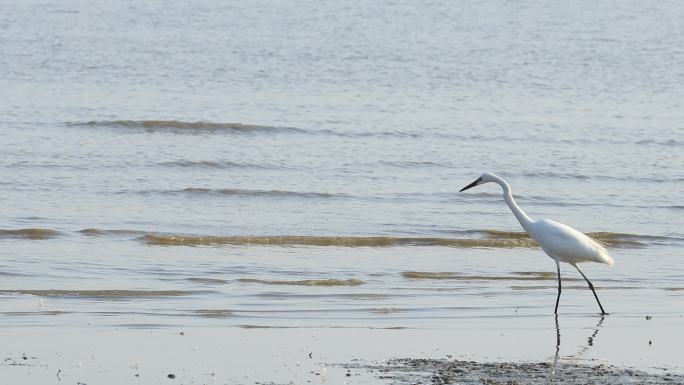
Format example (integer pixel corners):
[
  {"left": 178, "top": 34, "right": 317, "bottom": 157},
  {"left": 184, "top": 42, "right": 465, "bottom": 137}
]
[{"left": 1, "top": 0, "right": 683, "bottom": 373}]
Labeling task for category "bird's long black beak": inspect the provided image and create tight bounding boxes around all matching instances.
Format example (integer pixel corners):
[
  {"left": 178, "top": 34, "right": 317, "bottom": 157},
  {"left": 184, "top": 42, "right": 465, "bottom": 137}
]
[{"left": 459, "top": 177, "right": 481, "bottom": 192}]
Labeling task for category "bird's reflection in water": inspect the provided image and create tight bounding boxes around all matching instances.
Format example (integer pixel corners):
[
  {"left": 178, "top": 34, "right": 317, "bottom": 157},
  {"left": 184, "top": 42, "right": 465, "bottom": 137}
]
[{"left": 550, "top": 315, "right": 606, "bottom": 379}]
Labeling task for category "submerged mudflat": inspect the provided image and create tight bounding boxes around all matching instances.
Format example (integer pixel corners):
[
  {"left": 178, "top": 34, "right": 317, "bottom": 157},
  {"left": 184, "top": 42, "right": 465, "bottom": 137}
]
[{"left": 359, "top": 358, "right": 684, "bottom": 385}]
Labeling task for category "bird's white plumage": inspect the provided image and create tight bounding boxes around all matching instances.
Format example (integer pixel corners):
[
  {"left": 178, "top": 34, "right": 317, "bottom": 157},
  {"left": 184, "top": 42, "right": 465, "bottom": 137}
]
[{"left": 528, "top": 219, "right": 614, "bottom": 266}]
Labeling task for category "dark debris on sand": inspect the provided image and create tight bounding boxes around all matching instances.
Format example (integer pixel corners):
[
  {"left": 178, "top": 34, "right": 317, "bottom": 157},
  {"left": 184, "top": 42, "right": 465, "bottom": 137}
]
[{"left": 355, "top": 358, "right": 684, "bottom": 385}]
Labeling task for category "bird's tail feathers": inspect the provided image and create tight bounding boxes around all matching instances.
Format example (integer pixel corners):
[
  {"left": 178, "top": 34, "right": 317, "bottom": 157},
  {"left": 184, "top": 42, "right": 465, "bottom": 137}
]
[{"left": 600, "top": 251, "right": 614, "bottom": 266}]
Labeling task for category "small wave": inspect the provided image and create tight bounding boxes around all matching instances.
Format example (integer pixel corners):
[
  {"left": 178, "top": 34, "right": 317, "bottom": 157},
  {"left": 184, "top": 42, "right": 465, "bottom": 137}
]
[
  {"left": 510, "top": 285, "right": 637, "bottom": 291},
  {"left": 2, "top": 227, "right": 671, "bottom": 248},
  {"left": 0, "top": 289, "right": 203, "bottom": 298},
  {"left": 584, "top": 231, "right": 671, "bottom": 246},
  {"left": 194, "top": 309, "right": 233, "bottom": 318},
  {"left": 141, "top": 231, "right": 669, "bottom": 248},
  {"left": 479, "top": 229, "right": 668, "bottom": 247},
  {"left": 316, "top": 128, "right": 424, "bottom": 138},
  {"left": 69, "top": 120, "right": 304, "bottom": 134},
  {"left": 477, "top": 229, "right": 531, "bottom": 239},
  {"left": 0, "top": 228, "right": 62, "bottom": 240},
  {"left": 0, "top": 271, "right": 29, "bottom": 277},
  {"left": 186, "top": 277, "right": 228, "bottom": 285},
  {"left": 181, "top": 188, "right": 346, "bottom": 199},
  {"left": 374, "top": 308, "right": 399, "bottom": 314},
  {"left": 635, "top": 138, "right": 683, "bottom": 147},
  {"left": 144, "top": 188, "right": 349, "bottom": 199},
  {"left": 401, "top": 271, "right": 582, "bottom": 281},
  {"left": 70, "top": 120, "right": 439, "bottom": 138},
  {"left": 142, "top": 234, "right": 539, "bottom": 248},
  {"left": 159, "top": 160, "right": 282, "bottom": 170},
  {"left": 522, "top": 171, "right": 590, "bottom": 180},
  {"left": 79, "top": 228, "right": 146, "bottom": 237},
  {"left": 253, "top": 292, "right": 394, "bottom": 300},
  {"left": 378, "top": 161, "right": 455, "bottom": 169},
  {"left": 2, "top": 310, "right": 71, "bottom": 316},
  {"left": 402, "top": 272, "right": 460, "bottom": 280},
  {"left": 521, "top": 171, "right": 683, "bottom": 184},
  {"left": 238, "top": 278, "right": 364, "bottom": 286},
  {"left": 512, "top": 271, "right": 557, "bottom": 279}
]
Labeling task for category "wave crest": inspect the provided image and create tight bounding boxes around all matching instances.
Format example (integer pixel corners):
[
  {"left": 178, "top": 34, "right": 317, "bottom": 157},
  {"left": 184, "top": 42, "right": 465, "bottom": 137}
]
[
  {"left": 142, "top": 231, "right": 654, "bottom": 248},
  {"left": 238, "top": 278, "right": 364, "bottom": 286},
  {"left": 179, "top": 188, "right": 346, "bottom": 199},
  {"left": 69, "top": 120, "right": 303, "bottom": 134},
  {"left": 159, "top": 160, "right": 282, "bottom": 170},
  {"left": 142, "top": 234, "right": 540, "bottom": 248},
  {"left": 0, "top": 289, "right": 202, "bottom": 298},
  {"left": 481, "top": 229, "right": 650, "bottom": 247},
  {"left": 402, "top": 271, "right": 582, "bottom": 281},
  {"left": 3, "top": 227, "right": 676, "bottom": 248},
  {"left": 0, "top": 228, "right": 62, "bottom": 240}
]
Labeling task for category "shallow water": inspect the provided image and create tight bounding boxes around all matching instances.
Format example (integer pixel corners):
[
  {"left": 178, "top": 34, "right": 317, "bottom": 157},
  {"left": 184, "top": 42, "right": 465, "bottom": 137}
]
[{"left": 1, "top": 0, "right": 683, "bottom": 381}]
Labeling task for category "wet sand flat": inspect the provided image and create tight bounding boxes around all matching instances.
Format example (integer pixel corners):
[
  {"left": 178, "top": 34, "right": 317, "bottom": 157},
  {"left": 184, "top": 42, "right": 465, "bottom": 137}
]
[{"left": 1, "top": 314, "right": 683, "bottom": 385}]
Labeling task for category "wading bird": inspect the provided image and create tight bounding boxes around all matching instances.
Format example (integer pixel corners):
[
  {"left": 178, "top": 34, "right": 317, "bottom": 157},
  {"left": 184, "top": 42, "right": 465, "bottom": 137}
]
[{"left": 460, "top": 173, "right": 613, "bottom": 314}]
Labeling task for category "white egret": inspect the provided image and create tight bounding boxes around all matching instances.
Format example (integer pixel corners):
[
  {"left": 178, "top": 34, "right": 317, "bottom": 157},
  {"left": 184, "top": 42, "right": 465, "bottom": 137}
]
[{"left": 460, "top": 172, "right": 613, "bottom": 314}]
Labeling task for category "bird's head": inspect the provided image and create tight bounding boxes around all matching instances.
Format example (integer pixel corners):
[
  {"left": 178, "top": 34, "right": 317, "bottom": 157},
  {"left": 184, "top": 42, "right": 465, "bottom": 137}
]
[{"left": 459, "top": 172, "right": 500, "bottom": 192}]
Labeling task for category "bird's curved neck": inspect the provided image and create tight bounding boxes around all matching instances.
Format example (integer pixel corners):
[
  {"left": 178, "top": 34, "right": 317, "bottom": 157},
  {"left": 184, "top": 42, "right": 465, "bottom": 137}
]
[{"left": 493, "top": 176, "right": 533, "bottom": 231}]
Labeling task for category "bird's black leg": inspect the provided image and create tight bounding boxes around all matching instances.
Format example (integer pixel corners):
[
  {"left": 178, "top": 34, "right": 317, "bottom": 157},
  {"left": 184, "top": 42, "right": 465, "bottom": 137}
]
[
  {"left": 573, "top": 264, "right": 607, "bottom": 315},
  {"left": 554, "top": 260, "right": 561, "bottom": 314}
]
